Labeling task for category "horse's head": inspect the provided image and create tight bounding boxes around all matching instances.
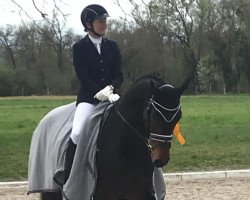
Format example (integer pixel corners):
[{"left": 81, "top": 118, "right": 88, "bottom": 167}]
[{"left": 144, "top": 77, "right": 191, "bottom": 167}]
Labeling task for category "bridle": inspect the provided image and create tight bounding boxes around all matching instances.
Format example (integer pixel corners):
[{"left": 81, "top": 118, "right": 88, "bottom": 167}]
[
  {"left": 117, "top": 95, "right": 181, "bottom": 148},
  {"left": 146, "top": 97, "right": 180, "bottom": 143}
]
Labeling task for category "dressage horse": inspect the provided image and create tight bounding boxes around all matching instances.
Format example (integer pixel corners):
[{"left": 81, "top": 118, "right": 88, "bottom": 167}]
[{"left": 38, "top": 75, "right": 191, "bottom": 200}]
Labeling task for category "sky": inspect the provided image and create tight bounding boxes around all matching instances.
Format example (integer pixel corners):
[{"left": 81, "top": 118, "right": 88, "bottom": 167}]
[{"left": 0, "top": 0, "right": 134, "bottom": 33}]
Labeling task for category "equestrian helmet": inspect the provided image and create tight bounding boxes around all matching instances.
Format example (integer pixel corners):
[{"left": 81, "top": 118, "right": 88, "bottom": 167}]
[{"left": 81, "top": 4, "right": 110, "bottom": 31}]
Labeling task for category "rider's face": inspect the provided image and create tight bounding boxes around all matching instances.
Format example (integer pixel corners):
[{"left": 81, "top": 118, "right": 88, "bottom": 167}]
[{"left": 91, "top": 18, "right": 107, "bottom": 36}]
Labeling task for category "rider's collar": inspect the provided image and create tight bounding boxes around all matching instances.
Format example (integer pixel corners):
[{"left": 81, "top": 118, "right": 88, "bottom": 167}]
[{"left": 88, "top": 34, "right": 102, "bottom": 44}]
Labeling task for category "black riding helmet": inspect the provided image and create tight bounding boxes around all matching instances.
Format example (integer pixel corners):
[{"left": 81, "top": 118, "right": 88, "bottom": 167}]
[{"left": 81, "top": 4, "right": 110, "bottom": 33}]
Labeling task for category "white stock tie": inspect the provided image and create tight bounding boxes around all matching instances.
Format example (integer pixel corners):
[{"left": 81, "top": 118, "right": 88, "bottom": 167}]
[{"left": 94, "top": 43, "right": 101, "bottom": 54}]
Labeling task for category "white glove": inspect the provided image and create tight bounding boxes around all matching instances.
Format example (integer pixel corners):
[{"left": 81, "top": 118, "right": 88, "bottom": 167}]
[
  {"left": 94, "top": 85, "right": 113, "bottom": 101},
  {"left": 108, "top": 93, "right": 120, "bottom": 103}
]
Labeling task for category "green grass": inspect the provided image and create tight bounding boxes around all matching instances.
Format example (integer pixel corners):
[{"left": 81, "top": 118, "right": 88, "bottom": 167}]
[
  {"left": 0, "top": 96, "right": 75, "bottom": 181},
  {"left": 164, "top": 94, "right": 250, "bottom": 172},
  {"left": 0, "top": 95, "right": 250, "bottom": 181}
]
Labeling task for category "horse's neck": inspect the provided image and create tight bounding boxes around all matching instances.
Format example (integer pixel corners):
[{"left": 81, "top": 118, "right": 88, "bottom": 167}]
[{"left": 118, "top": 81, "right": 151, "bottom": 130}]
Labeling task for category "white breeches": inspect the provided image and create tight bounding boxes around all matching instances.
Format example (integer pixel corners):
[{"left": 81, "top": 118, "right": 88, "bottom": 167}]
[{"left": 70, "top": 102, "right": 95, "bottom": 144}]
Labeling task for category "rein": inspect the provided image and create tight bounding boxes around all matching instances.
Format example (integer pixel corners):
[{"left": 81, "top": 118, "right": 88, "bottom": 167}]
[{"left": 117, "top": 109, "right": 151, "bottom": 148}]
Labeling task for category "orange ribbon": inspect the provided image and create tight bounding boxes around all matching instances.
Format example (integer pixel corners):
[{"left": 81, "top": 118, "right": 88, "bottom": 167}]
[{"left": 173, "top": 123, "right": 185, "bottom": 145}]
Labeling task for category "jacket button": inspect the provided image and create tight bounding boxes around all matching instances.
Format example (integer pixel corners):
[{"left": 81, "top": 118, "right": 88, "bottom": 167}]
[
  {"left": 102, "top": 78, "right": 105, "bottom": 81},
  {"left": 101, "top": 69, "right": 104, "bottom": 72},
  {"left": 100, "top": 60, "right": 103, "bottom": 63}
]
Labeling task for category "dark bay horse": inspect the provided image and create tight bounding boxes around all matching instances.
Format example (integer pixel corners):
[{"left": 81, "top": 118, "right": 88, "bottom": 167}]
[{"left": 40, "top": 75, "right": 191, "bottom": 200}]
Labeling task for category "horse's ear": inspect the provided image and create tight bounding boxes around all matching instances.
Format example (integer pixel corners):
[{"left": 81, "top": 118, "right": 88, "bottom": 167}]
[
  {"left": 177, "top": 77, "right": 193, "bottom": 95},
  {"left": 150, "top": 80, "right": 159, "bottom": 95}
]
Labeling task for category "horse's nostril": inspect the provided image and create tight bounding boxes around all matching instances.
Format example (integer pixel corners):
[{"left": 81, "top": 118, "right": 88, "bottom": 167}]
[{"left": 154, "top": 159, "right": 164, "bottom": 168}]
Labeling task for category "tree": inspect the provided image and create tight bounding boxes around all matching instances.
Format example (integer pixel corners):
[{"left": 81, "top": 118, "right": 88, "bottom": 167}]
[
  {"left": 9, "top": 0, "right": 70, "bottom": 73},
  {"left": 212, "top": 0, "right": 248, "bottom": 92},
  {"left": 0, "top": 25, "right": 17, "bottom": 69},
  {"left": 240, "top": 1, "right": 250, "bottom": 91},
  {"left": 107, "top": 19, "right": 165, "bottom": 88},
  {"left": 120, "top": 0, "right": 206, "bottom": 92}
]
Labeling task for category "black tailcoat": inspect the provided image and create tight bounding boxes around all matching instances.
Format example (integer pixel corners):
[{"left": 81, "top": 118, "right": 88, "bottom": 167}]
[{"left": 73, "top": 35, "right": 123, "bottom": 105}]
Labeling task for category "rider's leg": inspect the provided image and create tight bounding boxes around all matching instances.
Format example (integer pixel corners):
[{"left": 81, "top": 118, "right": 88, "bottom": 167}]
[
  {"left": 64, "top": 138, "right": 77, "bottom": 184},
  {"left": 64, "top": 102, "right": 95, "bottom": 183},
  {"left": 70, "top": 102, "right": 96, "bottom": 144}
]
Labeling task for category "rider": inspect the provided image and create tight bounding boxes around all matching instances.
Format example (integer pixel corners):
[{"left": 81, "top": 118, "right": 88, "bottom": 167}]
[{"left": 64, "top": 4, "right": 123, "bottom": 183}]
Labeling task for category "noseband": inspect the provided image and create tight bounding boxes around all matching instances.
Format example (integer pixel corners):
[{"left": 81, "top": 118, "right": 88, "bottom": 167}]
[{"left": 117, "top": 96, "right": 180, "bottom": 147}]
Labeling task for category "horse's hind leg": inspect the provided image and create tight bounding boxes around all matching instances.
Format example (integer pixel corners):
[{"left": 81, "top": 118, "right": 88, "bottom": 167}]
[{"left": 40, "top": 191, "right": 63, "bottom": 200}]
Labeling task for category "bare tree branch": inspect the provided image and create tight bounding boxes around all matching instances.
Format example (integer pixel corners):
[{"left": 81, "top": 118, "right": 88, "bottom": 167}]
[
  {"left": 8, "top": 0, "right": 70, "bottom": 73},
  {"left": 32, "top": 0, "right": 47, "bottom": 18},
  {"left": 0, "top": 27, "right": 17, "bottom": 68},
  {"left": 114, "top": 0, "right": 133, "bottom": 24}
]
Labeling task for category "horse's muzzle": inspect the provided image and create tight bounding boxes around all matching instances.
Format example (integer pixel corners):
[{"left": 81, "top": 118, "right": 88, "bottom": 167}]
[{"left": 153, "top": 159, "right": 169, "bottom": 168}]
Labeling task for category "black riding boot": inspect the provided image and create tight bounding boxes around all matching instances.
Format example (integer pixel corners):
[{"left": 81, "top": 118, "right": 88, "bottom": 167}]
[{"left": 64, "top": 138, "right": 77, "bottom": 184}]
